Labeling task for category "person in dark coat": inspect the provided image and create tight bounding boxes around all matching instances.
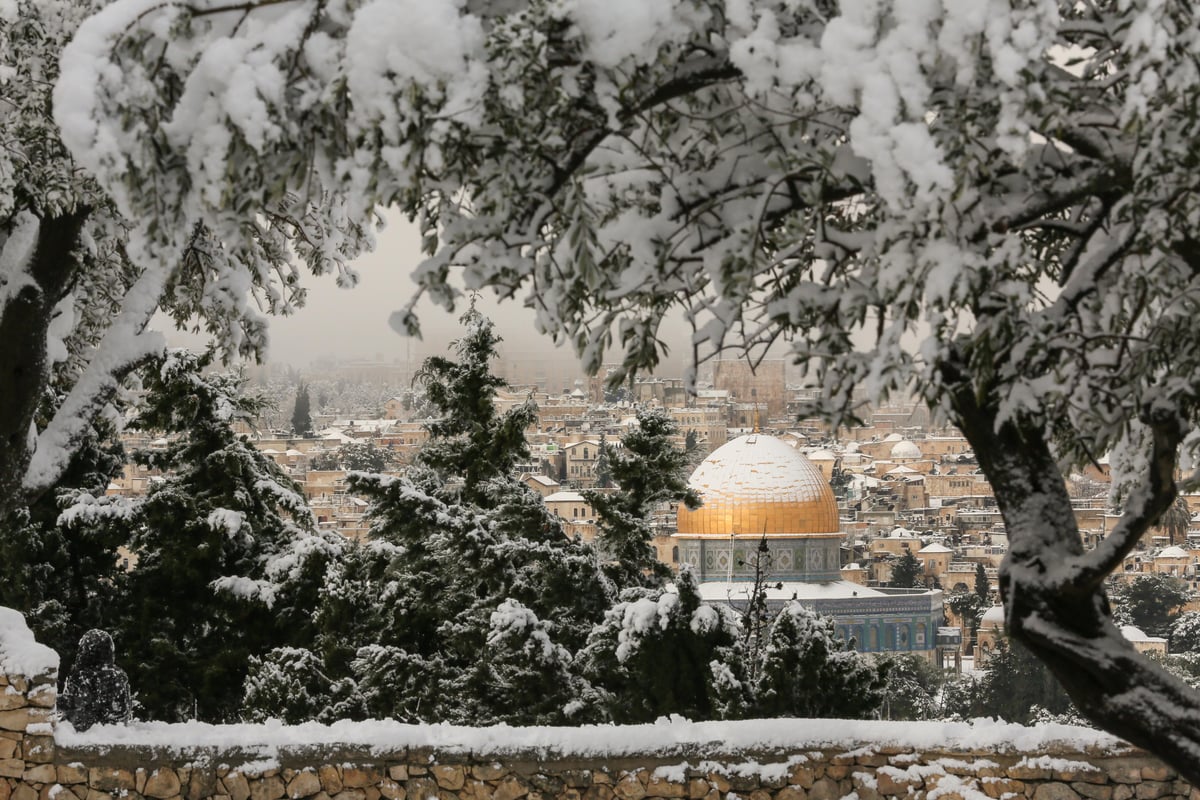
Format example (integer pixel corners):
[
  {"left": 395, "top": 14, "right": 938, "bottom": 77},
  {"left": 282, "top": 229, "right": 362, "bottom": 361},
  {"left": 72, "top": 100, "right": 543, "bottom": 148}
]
[{"left": 59, "top": 630, "right": 131, "bottom": 731}]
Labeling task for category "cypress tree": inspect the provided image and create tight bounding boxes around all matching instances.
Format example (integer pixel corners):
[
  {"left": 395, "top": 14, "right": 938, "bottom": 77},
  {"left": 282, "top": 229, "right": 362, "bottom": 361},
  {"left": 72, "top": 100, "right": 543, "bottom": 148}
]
[
  {"left": 291, "top": 383, "right": 313, "bottom": 437},
  {"left": 974, "top": 562, "right": 990, "bottom": 603},
  {"left": 889, "top": 549, "right": 923, "bottom": 589}
]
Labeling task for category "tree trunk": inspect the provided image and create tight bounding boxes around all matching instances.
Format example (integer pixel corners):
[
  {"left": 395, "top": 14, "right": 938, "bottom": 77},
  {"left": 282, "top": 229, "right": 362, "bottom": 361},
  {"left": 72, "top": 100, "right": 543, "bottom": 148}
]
[
  {"left": 0, "top": 210, "right": 88, "bottom": 514},
  {"left": 951, "top": 385, "right": 1200, "bottom": 786}
]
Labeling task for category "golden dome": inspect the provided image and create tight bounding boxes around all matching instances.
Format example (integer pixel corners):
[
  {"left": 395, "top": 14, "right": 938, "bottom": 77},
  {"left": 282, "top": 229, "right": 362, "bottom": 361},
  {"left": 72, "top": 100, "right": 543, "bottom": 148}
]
[{"left": 676, "top": 434, "right": 839, "bottom": 537}]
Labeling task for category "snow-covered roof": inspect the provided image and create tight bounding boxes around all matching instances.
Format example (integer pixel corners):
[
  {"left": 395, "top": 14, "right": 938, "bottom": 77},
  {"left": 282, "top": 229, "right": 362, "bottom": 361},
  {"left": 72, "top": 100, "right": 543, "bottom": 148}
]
[
  {"left": 523, "top": 474, "right": 560, "bottom": 487},
  {"left": 1157, "top": 546, "right": 1189, "bottom": 558},
  {"left": 888, "top": 526, "right": 919, "bottom": 539},
  {"left": 890, "top": 440, "right": 922, "bottom": 460},
  {"left": 883, "top": 433, "right": 904, "bottom": 442},
  {"left": 1120, "top": 625, "right": 1167, "bottom": 643},
  {"left": 684, "top": 434, "right": 834, "bottom": 507},
  {"left": 285, "top": 448, "right": 304, "bottom": 456},
  {"left": 918, "top": 543, "right": 953, "bottom": 554},
  {"left": 981, "top": 605, "right": 1005, "bottom": 627},
  {"left": 842, "top": 562, "right": 862, "bottom": 571},
  {"left": 807, "top": 449, "right": 837, "bottom": 460},
  {"left": 886, "top": 465, "right": 918, "bottom": 475},
  {"left": 544, "top": 491, "right": 586, "bottom": 503}
]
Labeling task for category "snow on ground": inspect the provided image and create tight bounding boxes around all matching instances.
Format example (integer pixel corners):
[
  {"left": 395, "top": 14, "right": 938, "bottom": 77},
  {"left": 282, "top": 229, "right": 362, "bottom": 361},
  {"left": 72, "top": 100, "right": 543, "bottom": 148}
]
[
  {"left": 56, "top": 716, "right": 1128, "bottom": 763},
  {"left": 0, "top": 607, "right": 59, "bottom": 678}
]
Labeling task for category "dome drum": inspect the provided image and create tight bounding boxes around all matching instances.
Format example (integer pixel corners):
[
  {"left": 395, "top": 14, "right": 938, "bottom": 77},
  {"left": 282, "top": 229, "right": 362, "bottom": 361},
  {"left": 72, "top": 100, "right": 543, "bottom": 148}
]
[{"left": 678, "top": 538, "right": 841, "bottom": 582}]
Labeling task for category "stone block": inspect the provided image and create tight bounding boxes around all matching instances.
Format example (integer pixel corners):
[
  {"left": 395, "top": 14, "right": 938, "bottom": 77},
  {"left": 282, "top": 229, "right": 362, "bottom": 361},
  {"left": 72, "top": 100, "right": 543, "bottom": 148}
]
[
  {"left": 471, "top": 767, "right": 505, "bottom": 783},
  {"left": 145, "top": 769, "right": 183, "bottom": 799},
  {"left": 0, "top": 710, "right": 31, "bottom": 733},
  {"left": 582, "top": 786, "right": 613, "bottom": 800},
  {"left": 1009, "top": 765, "right": 1052, "bottom": 781},
  {"left": 854, "top": 756, "right": 888, "bottom": 769},
  {"left": 806, "top": 779, "right": 841, "bottom": 800},
  {"left": 224, "top": 774, "right": 251, "bottom": 800},
  {"left": 22, "top": 764, "right": 55, "bottom": 784},
  {"left": 58, "top": 766, "right": 89, "bottom": 786},
  {"left": 642, "top": 778, "right": 683, "bottom": 799},
  {"left": 746, "top": 791, "right": 771, "bottom": 800},
  {"left": 364, "top": 788, "right": 381, "bottom": 800},
  {"left": 23, "top": 737, "right": 53, "bottom": 764},
  {"left": 84, "top": 791, "right": 109, "bottom": 800},
  {"left": 7, "top": 680, "right": 26, "bottom": 695},
  {"left": 387, "top": 769, "right": 407, "bottom": 784},
  {"left": 703, "top": 775, "right": 728, "bottom": 794},
  {"left": 0, "top": 692, "right": 24, "bottom": 712},
  {"left": 90, "top": 769, "right": 136, "bottom": 792},
  {"left": 406, "top": 779, "right": 438, "bottom": 800},
  {"left": 25, "top": 687, "right": 55, "bottom": 710},
  {"left": 12, "top": 785, "right": 36, "bottom": 800},
  {"left": 0, "top": 761, "right": 22, "bottom": 779},
  {"left": 252, "top": 776, "right": 286, "bottom": 800},
  {"left": 288, "top": 772, "right": 322, "bottom": 799},
  {"left": 342, "top": 771, "right": 380, "bottom": 790},
  {"left": 189, "top": 770, "right": 219, "bottom": 800},
  {"left": 1141, "top": 766, "right": 1174, "bottom": 783},
  {"left": 788, "top": 768, "right": 814, "bottom": 790},
  {"left": 1113, "top": 786, "right": 1133, "bottom": 800},
  {"left": 379, "top": 781, "right": 405, "bottom": 800},
  {"left": 686, "top": 780, "right": 708, "bottom": 800},
  {"left": 1135, "top": 783, "right": 1170, "bottom": 800},
  {"left": 777, "top": 788, "right": 808, "bottom": 800},
  {"left": 493, "top": 778, "right": 529, "bottom": 800},
  {"left": 875, "top": 771, "right": 919, "bottom": 797},
  {"left": 613, "top": 777, "right": 643, "bottom": 800},
  {"left": 981, "top": 778, "right": 1024, "bottom": 799},
  {"left": 1033, "top": 783, "right": 1081, "bottom": 800},
  {"left": 0, "top": 740, "right": 15, "bottom": 761},
  {"left": 823, "top": 767, "right": 849, "bottom": 781},
  {"left": 591, "top": 775, "right": 613, "bottom": 787},
  {"left": 332, "top": 791, "right": 366, "bottom": 800},
  {"left": 319, "top": 767, "right": 342, "bottom": 795},
  {"left": 431, "top": 768, "right": 464, "bottom": 792},
  {"left": 1072, "top": 784, "right": 1113, "bottom": 800}
]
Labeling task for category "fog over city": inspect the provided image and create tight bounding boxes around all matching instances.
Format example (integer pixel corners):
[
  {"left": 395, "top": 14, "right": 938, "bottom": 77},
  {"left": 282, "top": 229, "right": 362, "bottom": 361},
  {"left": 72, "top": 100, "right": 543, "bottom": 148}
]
[{"left": 161, "top": 213, "right": 708, "bottom": 380}]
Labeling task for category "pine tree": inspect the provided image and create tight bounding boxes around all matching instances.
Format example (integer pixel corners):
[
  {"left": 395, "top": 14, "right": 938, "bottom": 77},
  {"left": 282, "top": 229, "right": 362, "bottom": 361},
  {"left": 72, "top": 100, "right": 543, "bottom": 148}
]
[
  {"left": 943, "top": 638, "right": 1076, "bottom": 724},
  {"left": 1110, "top": 574, "right": 1193, "bottom": 638},
  {"left": 112, "top": 351, "right": 339, "bottom": 722},
  {"left": 584, "top": 408, "right": 700, "bottom": 586},
  {"left": 0, "top": 416, "right": 128, "bottom": 674},
  {"left": 261, "top": 314, "right": 614, "bottom": 725},
  {"left": 291, "top": 383, "right": 314, "bottom": 437},
  {"left": 752, "top": 603, "right": 885, "bottom": 719},
  {"left": 889, "top": 550, "right": 923, "bottom": 589},
  {"left": 593, "top": 434, "right": 613, "bottom": 489},
  {"left": 974, "top": 563, "right": 990, "bottom": 603},
  {"left": 576, "top": 569, "right": 747, "bottom": 723}
]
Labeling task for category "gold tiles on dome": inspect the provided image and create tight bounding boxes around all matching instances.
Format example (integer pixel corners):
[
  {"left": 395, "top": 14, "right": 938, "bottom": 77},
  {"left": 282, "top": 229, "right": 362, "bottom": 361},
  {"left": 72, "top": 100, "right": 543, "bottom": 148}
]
[{"left": 675, "top": 433, "right": 841, "bottom": 537}]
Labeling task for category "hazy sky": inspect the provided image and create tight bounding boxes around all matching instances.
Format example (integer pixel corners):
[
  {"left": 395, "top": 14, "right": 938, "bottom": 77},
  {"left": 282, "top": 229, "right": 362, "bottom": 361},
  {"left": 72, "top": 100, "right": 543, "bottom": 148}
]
[{"left": 161, "top": 214, "right": 698, "bottom": 376}]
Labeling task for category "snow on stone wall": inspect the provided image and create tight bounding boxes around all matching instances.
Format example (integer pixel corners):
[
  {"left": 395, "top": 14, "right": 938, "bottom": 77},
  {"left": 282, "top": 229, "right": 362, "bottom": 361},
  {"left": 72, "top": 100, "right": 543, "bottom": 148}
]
[{"left": 0, "top": 607, "right": 1193, "bottom": 800}]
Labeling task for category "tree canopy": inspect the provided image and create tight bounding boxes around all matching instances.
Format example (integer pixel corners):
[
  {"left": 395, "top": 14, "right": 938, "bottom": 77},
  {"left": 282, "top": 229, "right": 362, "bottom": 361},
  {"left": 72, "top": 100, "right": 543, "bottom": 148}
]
[{"left": 51, "top": 0, "right": 1200, "bottom": 779}]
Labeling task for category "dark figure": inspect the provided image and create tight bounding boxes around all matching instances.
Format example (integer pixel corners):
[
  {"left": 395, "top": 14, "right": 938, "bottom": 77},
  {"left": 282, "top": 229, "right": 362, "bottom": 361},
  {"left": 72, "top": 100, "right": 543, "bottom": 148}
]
[{"left": 59, "top": 630, "right": 131, "bottom": 731}]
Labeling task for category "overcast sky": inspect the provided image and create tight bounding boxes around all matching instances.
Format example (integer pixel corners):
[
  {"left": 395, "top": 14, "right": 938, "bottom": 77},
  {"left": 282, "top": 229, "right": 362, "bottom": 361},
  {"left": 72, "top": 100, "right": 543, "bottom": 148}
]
[{"left": 161, "top": 214, "right": 698, "bottom": 377}]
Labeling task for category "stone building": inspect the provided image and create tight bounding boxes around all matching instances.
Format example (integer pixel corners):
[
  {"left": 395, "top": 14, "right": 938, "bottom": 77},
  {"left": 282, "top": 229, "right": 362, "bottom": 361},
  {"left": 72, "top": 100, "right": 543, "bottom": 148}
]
[
  {"left": 675, "top": 434, "right": 943, "bottom": 657},
  {"left": 711, "top": 358, "right": 787, "bottom": 421}
]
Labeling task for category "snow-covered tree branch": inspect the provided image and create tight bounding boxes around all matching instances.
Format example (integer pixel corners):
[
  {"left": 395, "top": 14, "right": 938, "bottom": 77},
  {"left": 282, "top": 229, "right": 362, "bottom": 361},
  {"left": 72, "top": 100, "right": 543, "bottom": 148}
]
[
  {"left": 56, "top": 0, "right": 1200, "bottom": 779},
  {"left": 0, "top": 0, "right": 372, "bottom": 514}
]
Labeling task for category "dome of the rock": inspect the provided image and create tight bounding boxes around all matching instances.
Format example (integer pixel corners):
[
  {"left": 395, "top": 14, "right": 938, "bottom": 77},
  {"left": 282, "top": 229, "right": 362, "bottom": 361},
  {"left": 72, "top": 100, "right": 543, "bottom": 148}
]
[{"left": 676, "top": 434, "right": 839, "bottom": 537}]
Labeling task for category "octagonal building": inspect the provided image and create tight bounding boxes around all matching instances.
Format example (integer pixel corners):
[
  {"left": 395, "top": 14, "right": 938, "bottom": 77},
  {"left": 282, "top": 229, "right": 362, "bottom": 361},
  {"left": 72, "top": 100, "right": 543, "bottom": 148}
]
[{"left": 675, "top": 434, "right": 943, "bottom": 657}]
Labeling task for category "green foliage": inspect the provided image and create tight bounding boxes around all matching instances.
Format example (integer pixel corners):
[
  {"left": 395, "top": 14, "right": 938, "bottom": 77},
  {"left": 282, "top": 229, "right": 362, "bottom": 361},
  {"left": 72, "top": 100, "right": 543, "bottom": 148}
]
[
  {"left": 584, "top": 408, "right": 700, "bottom": 586},
  {"left": 1171, "top": 611, "right": 1200, "bottom": 654},
  {"left": 877, "top": 654, "right": 946, "bottom": 721},
  {"left": 1110, "top": 574, "right": 1193, "bottom": 639},
  {"left": 112, "top": 351, "right": 337, "bottom": 722},
  {"left": 0, "top": 416, "right": 128, "bottom": 674},
  {"left": 577, "top": 570, "right": 747, "bottom": 723},
  {"left": 889, "top": 550, "right": 923, "bottom": 589},
  {"left": 415, "top": 311, "right": 535, "bottom": 501},
  {"left": 943, "top": 638, "right": 1075, "bottom": 725},
  {"left": 751, "top": 603, "right": 885, "bottom": 720},
  {"left": 974, "top": 563, "right": 990, "bottom": 603}
]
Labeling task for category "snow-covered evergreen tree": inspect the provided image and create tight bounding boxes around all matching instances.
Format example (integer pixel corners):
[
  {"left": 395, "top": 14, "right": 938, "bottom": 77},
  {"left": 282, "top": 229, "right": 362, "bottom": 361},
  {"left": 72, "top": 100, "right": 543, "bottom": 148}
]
[
  {"left": 1171, "top": 612, "right": 1200, "bottom": 654},
  {"left": 576, "top": 569, "right": 747, "bottom": 723},
  {"left": 291, "top": 384, "right": 314, "bottom": 438},
  {"left": 111, "top": 351, "right": 339, "bottom": 721},
  {"left": 584, "top": 408, "right": 699, "bottom": 586},
  {"left": 888, "top": 550, "right": 923, "bottom": 589}
]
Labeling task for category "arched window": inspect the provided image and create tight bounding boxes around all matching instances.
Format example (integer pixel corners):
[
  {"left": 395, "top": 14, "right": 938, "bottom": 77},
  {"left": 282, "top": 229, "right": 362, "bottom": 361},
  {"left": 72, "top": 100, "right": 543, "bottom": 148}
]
[{"left": 672, "top": 546, "right": 679, "bottom": 562}]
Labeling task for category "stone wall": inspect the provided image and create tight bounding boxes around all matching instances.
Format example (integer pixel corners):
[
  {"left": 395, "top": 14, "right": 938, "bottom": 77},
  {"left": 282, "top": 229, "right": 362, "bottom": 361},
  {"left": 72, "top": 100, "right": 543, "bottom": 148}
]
[{"left": 1, "top": 609, "right": 1195, "bottom": 800}]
